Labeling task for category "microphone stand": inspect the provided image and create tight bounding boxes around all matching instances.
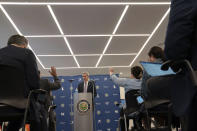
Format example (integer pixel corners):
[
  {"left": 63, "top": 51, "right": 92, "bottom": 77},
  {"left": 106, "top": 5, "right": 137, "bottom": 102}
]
[
  {"left": 68, "top": 79, "right": 74, "bottom": 131},
  {"left": 91, "top": 80, "right": 96, "bottom": 131}
]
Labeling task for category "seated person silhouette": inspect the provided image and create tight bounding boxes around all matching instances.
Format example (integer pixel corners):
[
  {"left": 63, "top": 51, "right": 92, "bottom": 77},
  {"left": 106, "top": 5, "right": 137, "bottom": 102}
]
[{"left": 109, "top": 66, "right": 143, "bottom": 131}]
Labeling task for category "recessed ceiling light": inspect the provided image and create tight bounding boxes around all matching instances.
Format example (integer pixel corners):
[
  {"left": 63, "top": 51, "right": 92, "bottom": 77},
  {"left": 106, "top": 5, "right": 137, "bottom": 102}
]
[
  {"left": 129, "top": 8, "right": 170, "bottom": 66},
  {"left": 113, "top": 5, "right": 129, "bottom": 34},
  {"left": 38, "top": 55, "right": 72, "bottom": 57},
  {"left": 0, "top": 5, "right": 22, "bottom": 35},
  {"left": 45, "top": 65, "right": 130, "bottom": 70},
  {"left": 0, "top": 4, "right": 45, "bottom": 69},
  {"left": 0, "top": 2, "right": 171, "bottom": 5},
  {"left": 95, "top": 5, "right": 129, "bottom": 67},
  {"left": 47, "top": 5, "right": 64, "bottom": 35},
  {"left": 25, "top": 34, "right": 150, "bottom": 38},
  {"left": 37, "top": 53, "right": 137, "bottom": 57},
  {"left": 48, "top": 5, "right": 80, "bottom": 68}
]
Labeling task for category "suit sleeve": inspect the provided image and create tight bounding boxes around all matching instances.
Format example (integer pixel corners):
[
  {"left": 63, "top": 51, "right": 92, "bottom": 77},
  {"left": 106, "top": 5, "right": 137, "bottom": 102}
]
[
  {"left": 24, "top": 49, "right": 39, "bottom": 90},
  {"left": 164, "top": 0, "right": 196, "bottom": 60},
  {"left": 78, "top": 82, "right": 82, "bottom": 93},
  {"left": 48, "top": 76, "right": 61, "bottom": 91}
]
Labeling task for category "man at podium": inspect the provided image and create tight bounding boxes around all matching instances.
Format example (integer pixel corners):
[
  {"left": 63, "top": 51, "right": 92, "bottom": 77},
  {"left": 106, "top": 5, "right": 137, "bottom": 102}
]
[
  {"left": 78, "top": 72, "right": 97, "bottom": 98},
  {"left": 74, "top": 72, "right": 96, "bottom": 131}
]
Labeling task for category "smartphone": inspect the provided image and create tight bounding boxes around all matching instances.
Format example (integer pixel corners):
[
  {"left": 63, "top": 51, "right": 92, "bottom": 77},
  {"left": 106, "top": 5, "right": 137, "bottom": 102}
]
[{"left": 136, "top": 96, "right": 144, "bottom": 104}]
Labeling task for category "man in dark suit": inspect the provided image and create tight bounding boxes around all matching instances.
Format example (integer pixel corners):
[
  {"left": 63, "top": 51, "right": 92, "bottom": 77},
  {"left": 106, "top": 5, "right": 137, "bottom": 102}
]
[
  {"left": 146, "top": 0, "right": 197, "bottom": 130},
  {"left": 39, "top": 66, "right": 61, "bottom": 131},
  {"left": 0, "top": 34, "right": 40, "bottom": 131},
  {"left": 78, "top": 72, "right": 97, "bottom": 98}
]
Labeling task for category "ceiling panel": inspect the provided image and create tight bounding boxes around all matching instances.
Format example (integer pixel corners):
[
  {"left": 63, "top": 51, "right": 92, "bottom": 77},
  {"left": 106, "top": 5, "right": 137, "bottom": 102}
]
[
  {"left": 52, "top": 5, "right": 124, "bottom": 34},
  {"left": 117, "top": 5, "right": 169, "bottom": 34},
  {"left": 0, "top": 10, "right": 17, "bottom": 48},
  {"left": 48, "top": 0, "right": 127, "bottom": 2},
  {"left": 132, "top": 0, "right": 170, "bottom": 1},
  {"left": 39, "top": 56, "right": 77, "bottom": 68},
  {"left": 0, "top": 0, "right": 170, "bottom": 2},
  {"left": 106, "top": 36, "right": 147, "bottom": 54},
  {"left": 68, "top": 37, "right": 108, "bottom": 54},
  {"left": 0, "top": 1, "right": 171, "bottom": 77},
  {"left": 133, "top": 14, "right": 169, "bottom": 65},
  {"left": 3, "top": 5, "right": 60, "bottom": 35},
  {"left": 76, "top": 56, "right": 100, "bottom": 67},
  {"left": 98, "top": 55, "right": 135, "bottom": 66},
  {"left": 28, "top": 37, "right": 71, "bottom": 55},
  {"left": 0, "top": 0, "right": 48, "bottom": 1},
  {"left": 40, "top": 67, "right": 130, "bottom": 77}
]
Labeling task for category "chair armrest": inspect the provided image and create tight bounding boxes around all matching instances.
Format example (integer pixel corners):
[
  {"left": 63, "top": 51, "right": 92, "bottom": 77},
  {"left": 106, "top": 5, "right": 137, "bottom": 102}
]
[
  {"left": 48, "top": 105, "right": 57, "bottom": 112},
  {"left": 161, "top": 59, "right": 197, "bottom": 87},
  {"left": 161, "top": 60, "right": 173, "bottom": 71}
]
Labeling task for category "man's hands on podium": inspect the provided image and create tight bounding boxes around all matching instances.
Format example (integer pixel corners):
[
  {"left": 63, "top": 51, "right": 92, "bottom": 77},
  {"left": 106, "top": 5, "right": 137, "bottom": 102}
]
[{"left": 49, "top": 66, "right": 57, "bottom": 77}]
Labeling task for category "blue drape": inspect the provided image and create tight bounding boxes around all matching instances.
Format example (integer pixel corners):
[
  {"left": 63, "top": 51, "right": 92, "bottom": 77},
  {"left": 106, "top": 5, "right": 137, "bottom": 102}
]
[{"left": 44, "top": 74, "right": 120, "bottom": 131}]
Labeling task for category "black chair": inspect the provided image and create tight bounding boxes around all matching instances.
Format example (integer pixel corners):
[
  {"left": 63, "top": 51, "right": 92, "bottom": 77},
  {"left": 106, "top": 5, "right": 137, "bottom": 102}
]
[
  {"left": 0, "top": 64, "right": 46, "bottom": 131},
  {"left": 143, "top": 59, "right": 197, "bottom": 131},
  {"left": 161, "top": 59, "right": 197, "bottom": 131},
  {"left": 123, "top": 89, "right": 143, "bottom": 131},
  {"left": 144, "top": 101, "right": 173, "bottom": 131}
]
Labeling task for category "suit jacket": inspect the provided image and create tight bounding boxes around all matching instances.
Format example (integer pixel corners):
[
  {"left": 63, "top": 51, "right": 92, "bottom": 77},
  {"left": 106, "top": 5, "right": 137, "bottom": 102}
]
[
  {"left": 164, "top": 0, "right": 197, "bottom": 116},
  {"left": 0, "top": 45, "right": 41, "bottom": 124},
  {"left": 78, "top": 80, "right": 97, "bottom": 98},
  {"left": 40, "top": 76, "right": 61, "bottom": 109},
  {"left": 0, "top": 45, "right": 39, "bottom": 97}
]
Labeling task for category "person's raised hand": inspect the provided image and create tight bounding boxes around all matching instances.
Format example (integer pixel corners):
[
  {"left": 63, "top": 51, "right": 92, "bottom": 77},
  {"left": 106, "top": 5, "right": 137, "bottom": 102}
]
[
  {"left": 49, "top": 66, "right": 57, "bottom": 77},
  {"left": 109, "top": 68, "right": 114, "bottom": 75}
]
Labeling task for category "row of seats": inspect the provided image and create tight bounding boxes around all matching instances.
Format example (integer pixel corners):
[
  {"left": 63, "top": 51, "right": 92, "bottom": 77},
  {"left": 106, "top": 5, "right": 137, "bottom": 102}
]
[{"left": 122, "top": 60, "right": 197, "bottom": 131}]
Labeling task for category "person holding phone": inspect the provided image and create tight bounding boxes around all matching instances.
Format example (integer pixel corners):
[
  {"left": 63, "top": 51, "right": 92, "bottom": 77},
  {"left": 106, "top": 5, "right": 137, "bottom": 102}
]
[{"left": 109, "top": 66, "right": 143, "bottom": 131}]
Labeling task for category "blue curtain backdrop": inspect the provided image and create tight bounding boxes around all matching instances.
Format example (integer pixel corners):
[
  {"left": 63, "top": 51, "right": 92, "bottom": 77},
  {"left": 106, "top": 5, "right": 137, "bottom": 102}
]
[{"left": 44, "top": 74, "right": 120, "bottom": 131}]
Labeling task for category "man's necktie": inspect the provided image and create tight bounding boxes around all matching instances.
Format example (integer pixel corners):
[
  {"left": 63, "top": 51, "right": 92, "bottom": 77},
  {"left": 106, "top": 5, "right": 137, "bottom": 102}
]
[{"left": 84, "top": 82, "right": 87, "bottom": 92}]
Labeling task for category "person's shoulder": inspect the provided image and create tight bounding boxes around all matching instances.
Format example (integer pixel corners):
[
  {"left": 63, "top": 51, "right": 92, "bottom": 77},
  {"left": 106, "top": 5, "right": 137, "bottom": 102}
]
[
  {"left": 0, "top": 46, "right": 8, "bottom": 53},
  {"left": 24, "top": 48, "right": 34, "bottom": 55},
  {"left": 78, "top": 81, "right": 83, "bottom": 85},
  {"left": 23, "top": 48, "right": 36, "bottom": 60},
  {"left": 79, "top": 81, "right": 83, "bottom": 84},
  {"left": 89, "top": 80, "right": 95, "bottom": 83}
]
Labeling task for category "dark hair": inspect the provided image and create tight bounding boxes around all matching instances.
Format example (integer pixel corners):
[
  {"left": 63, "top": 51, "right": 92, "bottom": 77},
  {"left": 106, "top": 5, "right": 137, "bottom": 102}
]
[
  {"left": 7, "top": 34, "right": 28, "bottom": 46},
  {"left": 148, "top": 46, "right": 165, "bottom": 61},
  {"left": 131, "top": 66, "right": 143, "bottom": 79}
]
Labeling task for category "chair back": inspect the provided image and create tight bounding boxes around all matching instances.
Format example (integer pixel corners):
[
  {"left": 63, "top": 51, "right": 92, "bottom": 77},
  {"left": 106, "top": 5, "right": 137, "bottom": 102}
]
[
  {"left": 125, "top": 89, "right": 140, "bottom": 114},
  {"left": 0, "top": 64, "right": 27, "bottom": 109}
]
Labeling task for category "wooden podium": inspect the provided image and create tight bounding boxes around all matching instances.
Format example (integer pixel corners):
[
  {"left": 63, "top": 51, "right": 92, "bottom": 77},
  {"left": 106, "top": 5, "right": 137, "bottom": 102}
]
[{"left": 74, "top": 93, "right": 93, "bottom": 131}]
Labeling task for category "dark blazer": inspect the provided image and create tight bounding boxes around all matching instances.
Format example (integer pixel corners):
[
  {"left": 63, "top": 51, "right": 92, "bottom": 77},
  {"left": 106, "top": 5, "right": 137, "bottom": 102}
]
[
  {"left": 164, "top": 0, "right": 197, "bottom": 116},
  {"left": 0, "top": 45, "right": 39, "bottom": 97},
  {"left": 40, "top": 76, "right": 61, "bottom": 109},
  {"left": 165, "top": 0, "right": 197, "bottom": 69},
  {"left": 78, "top": 80, "right": 97, "bottom": 97}
]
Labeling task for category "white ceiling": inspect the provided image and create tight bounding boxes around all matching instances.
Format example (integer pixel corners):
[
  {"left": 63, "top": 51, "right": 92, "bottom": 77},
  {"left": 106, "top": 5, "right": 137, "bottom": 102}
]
[{"left": 0, "top": 0, "right": 170, "bottom": 77}]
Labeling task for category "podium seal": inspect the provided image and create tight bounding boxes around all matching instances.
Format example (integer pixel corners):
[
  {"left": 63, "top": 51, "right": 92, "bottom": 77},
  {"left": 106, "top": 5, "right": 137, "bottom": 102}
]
[{"left": 77, "top": 100, "right": 90, "bottom": 113}]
